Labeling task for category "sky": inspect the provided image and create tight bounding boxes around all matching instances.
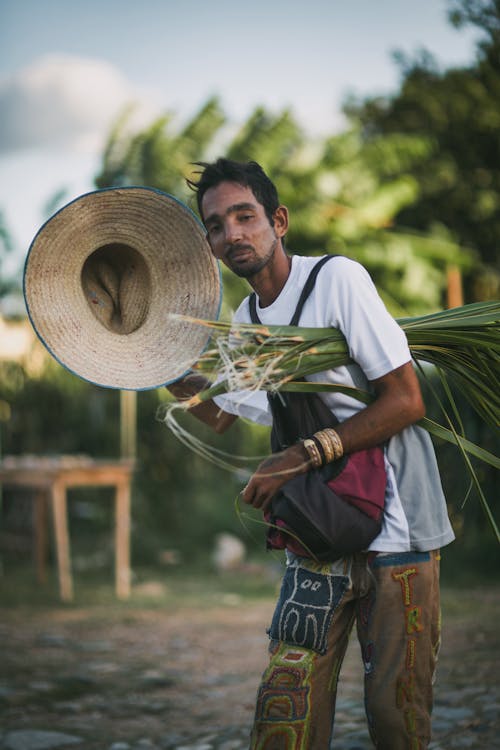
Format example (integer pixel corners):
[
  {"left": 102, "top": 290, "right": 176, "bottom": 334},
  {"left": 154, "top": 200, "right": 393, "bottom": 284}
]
[{"left": 0, "top": 0, "right": 482, "bottom": 288}]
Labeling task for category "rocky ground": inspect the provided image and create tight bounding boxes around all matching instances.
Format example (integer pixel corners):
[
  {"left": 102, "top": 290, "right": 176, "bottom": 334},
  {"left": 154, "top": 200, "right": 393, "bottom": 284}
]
[{"left": 0, "top": 586, "right": 498, "bottom": 750}]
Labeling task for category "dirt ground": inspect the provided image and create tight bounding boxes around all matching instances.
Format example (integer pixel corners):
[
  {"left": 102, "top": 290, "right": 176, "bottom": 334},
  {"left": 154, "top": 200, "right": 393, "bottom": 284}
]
[{"left": 0, "top": 586, "right": 499, "bottom": 749}]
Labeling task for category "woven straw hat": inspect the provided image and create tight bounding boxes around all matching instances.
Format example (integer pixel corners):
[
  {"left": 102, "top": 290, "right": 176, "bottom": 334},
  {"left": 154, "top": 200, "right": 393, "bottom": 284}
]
[{"left": 24, "top": 187, "right": 221, "bottom": 390}]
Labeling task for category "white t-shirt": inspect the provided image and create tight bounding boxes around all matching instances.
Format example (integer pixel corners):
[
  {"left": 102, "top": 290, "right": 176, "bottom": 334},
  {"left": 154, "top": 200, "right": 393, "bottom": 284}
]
[{"left": 214, "top": 255, "right": 429, "bottom": 551}]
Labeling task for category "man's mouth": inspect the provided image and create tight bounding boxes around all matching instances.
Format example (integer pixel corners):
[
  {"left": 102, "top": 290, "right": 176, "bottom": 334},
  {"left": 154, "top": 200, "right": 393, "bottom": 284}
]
[{"left": 227, "top": 245, "right": 254, "bottom": 263}]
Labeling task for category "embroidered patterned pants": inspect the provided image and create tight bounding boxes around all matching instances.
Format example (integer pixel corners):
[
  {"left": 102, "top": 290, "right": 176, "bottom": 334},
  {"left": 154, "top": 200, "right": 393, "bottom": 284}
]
[{"left": 250, "top": 550, "right": 441, "bottom": 750}]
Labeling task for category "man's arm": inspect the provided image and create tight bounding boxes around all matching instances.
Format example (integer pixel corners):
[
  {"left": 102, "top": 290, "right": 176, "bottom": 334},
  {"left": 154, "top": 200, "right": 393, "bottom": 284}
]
[
  {"left": 334, "top": 360, "right": 425, "bottom": 454},
  {"left": 167, "top": 373, "right": 237, "bottom": 434},
  {"left": 241, "top": 360, "right": 425, "bottom": 511}
]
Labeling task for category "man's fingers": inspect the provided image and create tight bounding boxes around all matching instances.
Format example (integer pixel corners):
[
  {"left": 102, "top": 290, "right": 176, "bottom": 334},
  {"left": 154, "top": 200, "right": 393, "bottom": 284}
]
[
  {"left": 242, "top": 483, "right": 256, "bottom": 505},
  {"left": 242, "top": 481, "right": 270, "bottom": 510},
  {"left": 260, "top": 495, "right": 273, "bottom": 514}
]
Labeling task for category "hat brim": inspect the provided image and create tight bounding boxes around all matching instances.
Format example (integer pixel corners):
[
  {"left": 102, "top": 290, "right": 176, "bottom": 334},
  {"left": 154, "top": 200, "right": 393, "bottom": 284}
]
[{"left": 23, "top": 187, "right": 221, "bottom": 390}]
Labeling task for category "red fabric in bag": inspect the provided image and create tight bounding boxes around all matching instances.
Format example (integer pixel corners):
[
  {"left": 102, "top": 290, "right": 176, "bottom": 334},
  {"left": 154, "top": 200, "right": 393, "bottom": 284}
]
[{"left": 327, "top": 446, "right": 386, "bottom": 522}]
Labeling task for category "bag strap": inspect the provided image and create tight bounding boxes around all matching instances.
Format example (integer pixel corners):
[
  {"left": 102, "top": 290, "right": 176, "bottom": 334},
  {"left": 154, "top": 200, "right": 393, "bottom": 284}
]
[
  {"left": 249, "top": 253, "right": 342, "bottom": 445},
  {"left": 248, "top": 254, "right": 336, "bottom": 325}
]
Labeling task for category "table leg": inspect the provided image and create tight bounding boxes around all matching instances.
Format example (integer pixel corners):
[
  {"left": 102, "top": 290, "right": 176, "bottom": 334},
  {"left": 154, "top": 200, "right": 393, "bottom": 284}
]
[
  {"left": 51, "top": 480, "right": 73, "bottom": 602},
  {"left": 34, "top": 491, "right": 48, "bottom": 584},
  {"left": 115, "top": 480, "right": 131, "bottom": 599}
]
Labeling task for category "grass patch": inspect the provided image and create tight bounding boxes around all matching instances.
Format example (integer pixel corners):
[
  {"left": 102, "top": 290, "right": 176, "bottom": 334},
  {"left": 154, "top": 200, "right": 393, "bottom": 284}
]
[
  {"left": 0, "top": 558, "right": 282, "bottom": 611},
  {"left": 1, "top": 550, "right": 497, "bottom": 613}
]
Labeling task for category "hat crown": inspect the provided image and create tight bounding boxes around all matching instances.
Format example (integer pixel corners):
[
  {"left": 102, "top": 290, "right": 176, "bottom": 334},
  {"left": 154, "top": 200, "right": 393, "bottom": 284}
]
[{"left": 81, "top": 243, "right": 151, "bottom": 335}]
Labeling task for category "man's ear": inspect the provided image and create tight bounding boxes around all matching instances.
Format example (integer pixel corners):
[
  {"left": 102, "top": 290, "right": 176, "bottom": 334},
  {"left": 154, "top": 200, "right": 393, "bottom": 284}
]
[{"left": 272, "top": 205, "right": 289, "bottom": 237}]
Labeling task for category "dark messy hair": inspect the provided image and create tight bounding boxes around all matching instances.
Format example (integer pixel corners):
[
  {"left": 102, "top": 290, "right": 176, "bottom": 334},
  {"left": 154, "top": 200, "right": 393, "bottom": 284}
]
[{"left": 187, "top": 158, "right": 280, "bottom": 225}]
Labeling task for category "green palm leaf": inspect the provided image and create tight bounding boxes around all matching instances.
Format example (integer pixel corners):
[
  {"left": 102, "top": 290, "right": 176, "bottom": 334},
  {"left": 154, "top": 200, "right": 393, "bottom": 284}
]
[{"left": 192, "top": 301, "right": 500, "bottom": 431}]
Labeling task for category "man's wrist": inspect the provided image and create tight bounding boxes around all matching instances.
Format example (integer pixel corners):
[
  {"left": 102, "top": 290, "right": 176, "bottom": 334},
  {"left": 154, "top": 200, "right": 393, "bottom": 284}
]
[
  {"left": 166, "top": 372, "right": 211, "bottom": 401},
  {"left": 286, "top": 442, "right": 314, "bottom": 475},
  {"left": 301, "top": 428, "right": 344, "bottom": 468}
]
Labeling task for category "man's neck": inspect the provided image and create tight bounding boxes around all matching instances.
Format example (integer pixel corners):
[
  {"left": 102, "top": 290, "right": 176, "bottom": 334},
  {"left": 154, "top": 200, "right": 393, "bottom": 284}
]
[{"left": 250, "top": 249, "right": 292, "bottom": 308}]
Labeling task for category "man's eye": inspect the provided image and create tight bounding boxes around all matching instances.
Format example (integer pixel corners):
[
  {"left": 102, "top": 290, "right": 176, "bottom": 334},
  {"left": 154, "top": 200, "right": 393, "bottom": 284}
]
[{"left": 239, "top": 214, "right": 252, "bottom": 221}]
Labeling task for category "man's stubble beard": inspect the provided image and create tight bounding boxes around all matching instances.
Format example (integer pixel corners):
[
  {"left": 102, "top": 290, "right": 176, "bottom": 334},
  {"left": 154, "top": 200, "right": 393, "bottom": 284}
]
[{"left": 227, "top": 237, "right": 278, "bottom": 279}]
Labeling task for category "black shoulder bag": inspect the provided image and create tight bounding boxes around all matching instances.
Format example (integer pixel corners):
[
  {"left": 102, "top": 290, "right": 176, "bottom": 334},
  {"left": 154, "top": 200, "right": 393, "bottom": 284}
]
[{"left": 249, "top": 255, "right": 386, "bottom": 561}]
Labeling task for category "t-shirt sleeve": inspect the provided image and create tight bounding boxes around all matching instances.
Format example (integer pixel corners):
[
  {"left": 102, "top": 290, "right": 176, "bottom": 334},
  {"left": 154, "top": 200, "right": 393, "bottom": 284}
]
[
  {"left": 324, "top": 258, "right": 411, "bottom": 381},
  {"left": 213, "top": 389, "right": 272, "bottom": 425}
]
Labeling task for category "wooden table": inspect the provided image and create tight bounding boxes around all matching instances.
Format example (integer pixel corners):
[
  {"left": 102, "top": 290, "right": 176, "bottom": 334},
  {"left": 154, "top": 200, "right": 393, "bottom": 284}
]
[{"left": 0, "top": 456, "right": 134, "bottom": 602}]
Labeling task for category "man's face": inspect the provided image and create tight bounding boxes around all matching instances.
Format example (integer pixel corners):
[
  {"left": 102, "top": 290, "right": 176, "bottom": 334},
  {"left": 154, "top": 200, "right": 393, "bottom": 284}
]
[{"left": 201, "top": 182, "right": 283, "bottom": 278}]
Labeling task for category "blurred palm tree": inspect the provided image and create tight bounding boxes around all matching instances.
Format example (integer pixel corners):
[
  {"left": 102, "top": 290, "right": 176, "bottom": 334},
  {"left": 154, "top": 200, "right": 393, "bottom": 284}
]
[
  {"left": 345, "top": 0, "right": 500, "bottom": 302},
  {"left": 95, "top": 97, "right": 226, "bottom": 200},
  {"left": 94, "top": 99, "right": 474, "bottom": 316},
  {"left": 292, "top": 126, "right": 474, "bottom": 315}
]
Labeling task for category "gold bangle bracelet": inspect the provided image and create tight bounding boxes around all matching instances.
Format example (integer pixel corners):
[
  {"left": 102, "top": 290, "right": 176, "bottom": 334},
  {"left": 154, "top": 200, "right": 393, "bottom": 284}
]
[
  {"left": 324, "top": 428, "right": 344, "bottom": 460},
  {"left": 314, "top": 430, "right": 335, "bottom": 463},
  {"left": 315, "top": 428, "right": 343, "bottom": 461},
  {"left": 307, "top": 438, "right": 323, "bottom": 467},
  {"left": 303, "top": 438, "right": 323, "bottom": 468}
]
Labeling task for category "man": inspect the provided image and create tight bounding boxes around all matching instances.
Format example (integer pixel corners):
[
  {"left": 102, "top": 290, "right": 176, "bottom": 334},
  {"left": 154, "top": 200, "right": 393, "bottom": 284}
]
[{"left": 168, "top": 158, "right": 455, "bottom": 749}]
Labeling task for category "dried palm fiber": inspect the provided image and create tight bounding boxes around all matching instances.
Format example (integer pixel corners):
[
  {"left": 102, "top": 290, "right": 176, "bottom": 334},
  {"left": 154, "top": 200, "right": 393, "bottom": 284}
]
[{"left": 24, "top": 187, "right": 221, "bottom": 390}]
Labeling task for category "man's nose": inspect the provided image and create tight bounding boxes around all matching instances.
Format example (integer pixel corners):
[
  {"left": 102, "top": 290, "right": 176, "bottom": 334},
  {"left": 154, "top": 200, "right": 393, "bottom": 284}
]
[{"left": 224, "top": 220, "right": 242, "bottom": 245}]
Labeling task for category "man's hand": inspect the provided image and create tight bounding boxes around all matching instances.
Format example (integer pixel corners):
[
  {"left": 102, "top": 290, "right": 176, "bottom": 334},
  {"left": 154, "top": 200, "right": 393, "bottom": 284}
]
[
  {"left": 167, "top": 372, "right": 211, "bottom": 401},
  {"left": 242, "top": 442, "right": 311, "bottom": 513},
  {"left": 166, "top": 373, "right": 237, "bottom": 434}
]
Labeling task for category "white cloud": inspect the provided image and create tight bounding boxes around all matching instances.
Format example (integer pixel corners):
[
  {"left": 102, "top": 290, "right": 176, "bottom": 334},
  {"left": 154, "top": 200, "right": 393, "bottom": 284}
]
[{"left": 0, "top": 54, "right": 159, "bottom": 153}]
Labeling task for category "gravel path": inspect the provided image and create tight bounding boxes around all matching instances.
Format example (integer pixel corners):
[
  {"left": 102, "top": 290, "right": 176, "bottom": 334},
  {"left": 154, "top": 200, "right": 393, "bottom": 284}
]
[{"left": 0, "top": 587, "right": 498, "bottom": 749}]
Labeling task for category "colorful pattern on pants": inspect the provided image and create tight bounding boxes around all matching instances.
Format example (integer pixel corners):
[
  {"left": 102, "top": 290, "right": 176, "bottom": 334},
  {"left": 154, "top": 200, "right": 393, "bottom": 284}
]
[
  {"left": 390, "top": 553, "right": 432, "bottom": 750},
  {"left": 252, "top": 643, "right": 315, "bottom": 749},
  {"left": 394, "top": 566, "right": 421, "bottom": 748}
]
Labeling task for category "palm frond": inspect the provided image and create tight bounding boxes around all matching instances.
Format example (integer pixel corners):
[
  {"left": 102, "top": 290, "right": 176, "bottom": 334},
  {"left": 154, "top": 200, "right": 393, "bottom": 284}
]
[{"left": 191, "top": 301, "right": 500, "bottom": 430}]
